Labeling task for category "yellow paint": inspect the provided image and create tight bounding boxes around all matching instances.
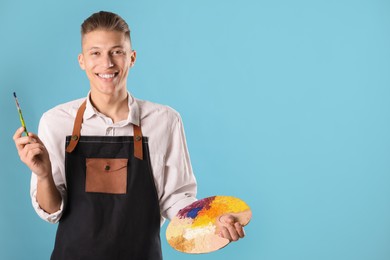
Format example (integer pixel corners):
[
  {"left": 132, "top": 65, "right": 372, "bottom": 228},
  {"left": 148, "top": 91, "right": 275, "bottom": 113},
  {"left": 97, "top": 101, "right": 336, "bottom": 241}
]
[{"left": 192, "top": 196, "right": 250, "bottom": 228}]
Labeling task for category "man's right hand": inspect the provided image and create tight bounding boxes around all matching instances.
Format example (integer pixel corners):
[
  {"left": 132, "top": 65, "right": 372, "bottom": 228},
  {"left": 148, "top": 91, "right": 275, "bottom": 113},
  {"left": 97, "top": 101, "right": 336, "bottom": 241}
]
[{"left": 13, "top": 127, "right": 52, "bottom": 179}]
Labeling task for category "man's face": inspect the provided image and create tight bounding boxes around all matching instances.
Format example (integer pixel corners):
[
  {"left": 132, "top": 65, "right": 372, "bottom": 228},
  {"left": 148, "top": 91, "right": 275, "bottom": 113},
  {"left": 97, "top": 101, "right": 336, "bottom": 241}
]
[{"left": 78, "top": 29, "right": 136, "bottom": 97}]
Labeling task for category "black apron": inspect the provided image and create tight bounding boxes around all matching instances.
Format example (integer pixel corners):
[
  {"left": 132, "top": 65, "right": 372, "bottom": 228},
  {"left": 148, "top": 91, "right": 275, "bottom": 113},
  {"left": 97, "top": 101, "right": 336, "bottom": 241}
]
[{"left": 51, "top": 101, "right": 162, "bottom": 260}]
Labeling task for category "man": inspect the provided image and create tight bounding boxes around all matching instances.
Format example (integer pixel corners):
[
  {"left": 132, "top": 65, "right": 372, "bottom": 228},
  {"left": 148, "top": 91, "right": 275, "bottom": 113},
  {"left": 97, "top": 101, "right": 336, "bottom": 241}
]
[{"left": 13, "top": 11, "right": 244, "bottom": 259}]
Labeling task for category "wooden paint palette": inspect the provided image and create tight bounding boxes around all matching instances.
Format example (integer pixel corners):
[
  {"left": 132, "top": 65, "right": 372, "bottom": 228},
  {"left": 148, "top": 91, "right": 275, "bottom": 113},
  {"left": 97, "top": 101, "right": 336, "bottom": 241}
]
[{"left": 166, "top": 195, "right": 252, "bottom": 254}]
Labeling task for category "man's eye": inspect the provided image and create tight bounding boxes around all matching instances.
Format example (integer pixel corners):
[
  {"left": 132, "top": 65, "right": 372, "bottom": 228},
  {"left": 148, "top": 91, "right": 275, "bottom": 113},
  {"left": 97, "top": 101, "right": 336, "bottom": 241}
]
[
  {"left": 91, "top": 52, "right": 100, "bottom": 56},
  {"left": 112, "top": 50, "right": 124, "bottom": 55}
]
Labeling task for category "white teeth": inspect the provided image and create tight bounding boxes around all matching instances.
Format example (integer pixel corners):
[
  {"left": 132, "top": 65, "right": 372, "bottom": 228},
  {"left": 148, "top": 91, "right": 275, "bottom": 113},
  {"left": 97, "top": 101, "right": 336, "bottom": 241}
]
[{"left": 98, "top": 73, "right": 116, "bottom": 79}]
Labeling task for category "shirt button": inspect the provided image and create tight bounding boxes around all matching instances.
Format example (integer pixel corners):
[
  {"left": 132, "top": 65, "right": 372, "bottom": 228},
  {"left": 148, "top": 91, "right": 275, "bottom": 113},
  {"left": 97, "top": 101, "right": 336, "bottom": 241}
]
[{"left": 106, "top": 127, "right": 112, "bottom": 135}]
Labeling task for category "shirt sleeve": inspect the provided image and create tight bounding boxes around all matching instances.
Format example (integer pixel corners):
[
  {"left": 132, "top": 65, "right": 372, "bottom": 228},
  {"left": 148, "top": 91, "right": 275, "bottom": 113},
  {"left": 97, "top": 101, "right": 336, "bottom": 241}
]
[
  {"left": 160, "top": 113, "right": 197, "bottom": 220},
  {"left": 30, "top": 113, "right": 67, "bottom": 224}
]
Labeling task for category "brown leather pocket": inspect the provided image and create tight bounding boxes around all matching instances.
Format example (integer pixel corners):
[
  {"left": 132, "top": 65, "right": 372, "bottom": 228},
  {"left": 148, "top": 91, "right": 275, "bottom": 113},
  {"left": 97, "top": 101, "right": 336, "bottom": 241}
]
[{"left": 85, "top": 158, "right": 128, "bottom": 194}]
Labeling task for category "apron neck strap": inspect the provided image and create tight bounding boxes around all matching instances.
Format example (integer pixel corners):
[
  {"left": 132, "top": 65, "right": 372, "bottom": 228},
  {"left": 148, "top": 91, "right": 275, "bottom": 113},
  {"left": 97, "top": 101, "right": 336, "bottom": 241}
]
[
  {"left": 65, "top": 100, "right": 144, "bottom": 160},
  {"left": 133, "top": 124, "right": 143, "bottom": 160},
  {"left": 65, "top": 100, "right": 86, "bottom": 154}
]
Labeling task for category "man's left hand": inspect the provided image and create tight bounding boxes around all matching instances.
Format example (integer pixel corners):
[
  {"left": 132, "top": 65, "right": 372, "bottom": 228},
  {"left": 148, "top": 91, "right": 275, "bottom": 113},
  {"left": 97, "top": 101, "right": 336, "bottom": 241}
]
[{"left": 217, "top": 214, "right": 245, "bottom": 241}]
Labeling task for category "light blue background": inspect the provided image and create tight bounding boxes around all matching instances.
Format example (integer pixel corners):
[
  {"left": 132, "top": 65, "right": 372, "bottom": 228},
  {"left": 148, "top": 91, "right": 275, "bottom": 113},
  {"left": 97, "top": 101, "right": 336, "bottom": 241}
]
[{"left": 1, "top": 0, "right": 389, "bottom": 259}]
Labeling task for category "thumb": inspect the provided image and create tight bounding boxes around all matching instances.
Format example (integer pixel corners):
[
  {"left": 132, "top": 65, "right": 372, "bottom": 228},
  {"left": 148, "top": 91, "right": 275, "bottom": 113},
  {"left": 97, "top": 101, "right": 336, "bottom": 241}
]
[{"left": 28, "top": 132, "right": 43, "bottom": 145}]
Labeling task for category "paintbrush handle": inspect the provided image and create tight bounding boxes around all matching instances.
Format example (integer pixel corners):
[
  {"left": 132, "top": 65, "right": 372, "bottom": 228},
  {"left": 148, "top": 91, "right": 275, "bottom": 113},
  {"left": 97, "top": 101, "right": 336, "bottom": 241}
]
[{"left": 18, "top": 109, "right": 28, "bottom": 136}]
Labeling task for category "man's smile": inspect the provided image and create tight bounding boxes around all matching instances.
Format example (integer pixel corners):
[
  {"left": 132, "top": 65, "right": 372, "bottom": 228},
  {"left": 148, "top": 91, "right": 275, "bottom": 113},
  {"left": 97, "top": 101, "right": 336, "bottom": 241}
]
[{"left": 96, "top": 72, "right": 118, "bottom": 79}]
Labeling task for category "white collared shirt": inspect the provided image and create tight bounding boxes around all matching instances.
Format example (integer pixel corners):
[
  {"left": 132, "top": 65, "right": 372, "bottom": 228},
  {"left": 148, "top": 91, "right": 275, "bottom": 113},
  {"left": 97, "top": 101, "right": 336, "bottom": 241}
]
[{"left": 30, "top": 92, "right": 197, "bottom": 225}]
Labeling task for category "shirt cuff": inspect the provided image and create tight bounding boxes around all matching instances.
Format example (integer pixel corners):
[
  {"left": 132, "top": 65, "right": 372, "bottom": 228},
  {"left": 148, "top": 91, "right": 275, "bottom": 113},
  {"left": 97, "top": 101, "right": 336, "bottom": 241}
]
[
  {"left": 164, "top": 196, "right": 197, "bottom": 220},
  {"left": 31, "top": 186, "right": 66, "bottom": 224}
]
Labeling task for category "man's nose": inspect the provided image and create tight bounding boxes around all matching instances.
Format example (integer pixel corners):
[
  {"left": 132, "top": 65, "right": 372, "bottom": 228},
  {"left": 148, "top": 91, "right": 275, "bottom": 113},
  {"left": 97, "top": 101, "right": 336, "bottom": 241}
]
[{"left": 103, "top": 54, "right": 114, "bottom": 68}]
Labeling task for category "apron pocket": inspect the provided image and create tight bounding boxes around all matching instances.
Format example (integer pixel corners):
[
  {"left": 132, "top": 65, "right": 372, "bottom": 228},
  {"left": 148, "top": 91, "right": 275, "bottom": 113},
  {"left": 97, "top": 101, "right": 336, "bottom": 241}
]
[{"left": 85, "top": 158, "right": 128, "bottom": 194}]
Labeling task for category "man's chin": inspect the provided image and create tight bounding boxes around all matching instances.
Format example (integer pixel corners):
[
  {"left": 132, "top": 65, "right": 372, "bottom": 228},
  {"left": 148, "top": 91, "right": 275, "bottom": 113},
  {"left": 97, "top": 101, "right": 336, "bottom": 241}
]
[{"left": 90, "top": 84, "right": 126, "bottom": 97}]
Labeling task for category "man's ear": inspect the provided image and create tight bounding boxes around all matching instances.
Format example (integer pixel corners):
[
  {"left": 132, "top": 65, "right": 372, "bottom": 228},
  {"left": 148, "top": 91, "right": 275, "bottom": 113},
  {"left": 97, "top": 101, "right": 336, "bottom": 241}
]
[
  {"left": 130, "top": 50, "right": 137, "bottom": 68},
  {"left": 78, "top": 53, "right": 86, "bottom": 70}
]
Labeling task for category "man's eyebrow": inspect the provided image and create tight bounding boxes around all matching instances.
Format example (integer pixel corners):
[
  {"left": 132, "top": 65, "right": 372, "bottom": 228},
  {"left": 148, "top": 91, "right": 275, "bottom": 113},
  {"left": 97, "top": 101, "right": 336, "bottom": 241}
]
[
  {"left": 111, "top": 45, "right": 126, "bottom": 49},
  {"left": 87, "top": 45, "right": 126, "bottom": 51}
]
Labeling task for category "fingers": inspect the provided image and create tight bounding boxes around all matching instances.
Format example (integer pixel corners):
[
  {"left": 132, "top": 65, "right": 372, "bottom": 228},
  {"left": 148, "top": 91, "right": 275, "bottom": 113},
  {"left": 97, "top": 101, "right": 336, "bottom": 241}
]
[
  {"left": 14, "top": 129, "right": 39, "bottom": 151},
  {"left": 13, "top": 128, "right": 51, "bottom": 176},
  {"left": 220, "top": 226, "right": 233, "bottom": 241},
  {"left": 30, "top": 135, "right": 47, "bottom": 149},
  {"left": 19, "top": 143, "right": 43, "bottom": 161},
  {"left": 25, "top": 144, "right": 45, "bottom": 159},
  {"left": 13, "top": 127, "right": 25, "bottom": 143},
  {"left": 234, "top": 222, "right": 245, "bottom": 238},
  {"left": 221, "top": 214, "right": 235, "bottom": 224},
  {"left": 27, "top": 132, "right": 40, "bottom": 141},
  {"left": 13, "top": 127, "right": 39, "bottom": 142},
  {"left": 220, "top": 225, "right": 239, "bottom": 241},
  {"left": 218, "top": 215, "right": 245, "bottom": 242}
]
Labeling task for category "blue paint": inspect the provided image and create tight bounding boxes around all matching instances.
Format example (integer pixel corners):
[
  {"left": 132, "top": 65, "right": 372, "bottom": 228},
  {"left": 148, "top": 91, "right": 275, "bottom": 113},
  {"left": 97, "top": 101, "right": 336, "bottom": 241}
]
[{"left": 187, "top": 207, "right": 203, "bottom": 219}]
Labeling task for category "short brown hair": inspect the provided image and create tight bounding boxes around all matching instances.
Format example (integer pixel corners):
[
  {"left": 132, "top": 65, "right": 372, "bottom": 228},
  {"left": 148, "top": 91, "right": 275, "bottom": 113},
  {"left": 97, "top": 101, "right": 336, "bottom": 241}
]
[{"left": 81, "top": 11, "right": 131, "bottom": 43}]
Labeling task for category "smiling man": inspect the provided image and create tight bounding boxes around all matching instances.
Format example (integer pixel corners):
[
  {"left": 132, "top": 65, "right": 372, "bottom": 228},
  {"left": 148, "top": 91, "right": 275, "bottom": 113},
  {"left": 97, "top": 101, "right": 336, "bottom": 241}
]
[{"left": 13, "top": 11, "right": 244, "bottom": 259}]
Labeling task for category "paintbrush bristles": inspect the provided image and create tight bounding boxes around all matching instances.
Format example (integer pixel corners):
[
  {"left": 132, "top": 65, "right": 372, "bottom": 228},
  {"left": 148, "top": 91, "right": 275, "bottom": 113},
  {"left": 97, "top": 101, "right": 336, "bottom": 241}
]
[{"left": 13, "top": 92, "right": 21, "bottom": 109}]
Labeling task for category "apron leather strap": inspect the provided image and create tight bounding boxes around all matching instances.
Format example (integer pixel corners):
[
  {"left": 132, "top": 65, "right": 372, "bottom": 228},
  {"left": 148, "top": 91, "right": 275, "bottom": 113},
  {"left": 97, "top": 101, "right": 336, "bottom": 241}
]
[
  {"left": 65, "top": 100, "right": 144, "bottom": 160},
  {"left": 66, "top": 100, "right": 87, "bottom": 153},
  {"left": 133, "top": 125, "right": 143, "bottom": 160}
]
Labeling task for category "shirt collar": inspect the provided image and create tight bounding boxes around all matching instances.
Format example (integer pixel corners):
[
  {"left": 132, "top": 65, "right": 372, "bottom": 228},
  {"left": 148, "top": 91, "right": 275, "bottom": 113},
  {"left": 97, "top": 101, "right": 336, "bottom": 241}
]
[{"left": 84, "top": 91, "right": 140, "bottom": 126}]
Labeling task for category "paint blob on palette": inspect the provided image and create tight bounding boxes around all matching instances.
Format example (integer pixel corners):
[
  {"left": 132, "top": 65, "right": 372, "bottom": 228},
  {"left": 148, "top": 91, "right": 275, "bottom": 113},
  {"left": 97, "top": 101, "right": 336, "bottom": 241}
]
[{"left": 166, "top": 195, "right": 252, "bottom": 254}]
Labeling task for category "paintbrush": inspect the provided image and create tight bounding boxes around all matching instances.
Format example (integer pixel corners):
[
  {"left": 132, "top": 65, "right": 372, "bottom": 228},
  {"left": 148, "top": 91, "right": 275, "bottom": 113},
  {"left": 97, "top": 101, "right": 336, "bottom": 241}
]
[{"left": 13, "top": 92, "right": 29, "bottom": 136}]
